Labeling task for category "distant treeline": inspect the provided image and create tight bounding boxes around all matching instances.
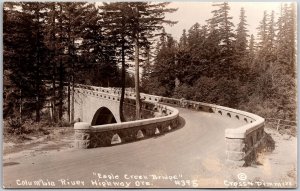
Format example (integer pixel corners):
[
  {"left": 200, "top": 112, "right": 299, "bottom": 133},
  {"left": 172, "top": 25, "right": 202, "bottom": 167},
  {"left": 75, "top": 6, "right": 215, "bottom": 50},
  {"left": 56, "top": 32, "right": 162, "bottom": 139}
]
[{"left": 142, "top": 3, "right": 296, "bottom": 121}]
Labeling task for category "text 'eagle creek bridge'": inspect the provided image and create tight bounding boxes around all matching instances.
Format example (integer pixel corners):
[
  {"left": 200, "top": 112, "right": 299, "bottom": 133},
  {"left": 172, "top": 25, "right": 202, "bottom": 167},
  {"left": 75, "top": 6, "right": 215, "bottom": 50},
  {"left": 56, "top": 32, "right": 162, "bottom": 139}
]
[{"left": 73, "top": 84, "right": 265, "bottom": 167}]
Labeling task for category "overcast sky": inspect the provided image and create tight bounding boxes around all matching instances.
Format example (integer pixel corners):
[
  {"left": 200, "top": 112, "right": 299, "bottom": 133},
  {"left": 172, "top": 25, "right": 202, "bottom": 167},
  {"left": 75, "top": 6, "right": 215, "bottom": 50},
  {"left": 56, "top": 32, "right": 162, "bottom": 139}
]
[{"left": 164, "top": 2, "right": 283, "bottom": 41}]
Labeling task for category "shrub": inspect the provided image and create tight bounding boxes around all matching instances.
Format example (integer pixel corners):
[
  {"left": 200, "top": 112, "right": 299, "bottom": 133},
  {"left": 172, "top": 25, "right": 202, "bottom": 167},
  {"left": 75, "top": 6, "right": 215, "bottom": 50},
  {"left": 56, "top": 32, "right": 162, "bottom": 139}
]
[{"left": 6, "top": 118, "right": 24, "bottom": 135}]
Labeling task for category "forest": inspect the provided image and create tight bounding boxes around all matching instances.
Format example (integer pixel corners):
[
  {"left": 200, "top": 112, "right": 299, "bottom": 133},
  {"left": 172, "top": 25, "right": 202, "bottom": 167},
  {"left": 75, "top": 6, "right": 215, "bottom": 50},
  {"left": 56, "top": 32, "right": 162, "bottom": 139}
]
[
  {"left": 3, "top": 2, "right": 297, "bottom": 134},
  {"left": 142, "top": 3, "right": 296, "bottom": 122}
]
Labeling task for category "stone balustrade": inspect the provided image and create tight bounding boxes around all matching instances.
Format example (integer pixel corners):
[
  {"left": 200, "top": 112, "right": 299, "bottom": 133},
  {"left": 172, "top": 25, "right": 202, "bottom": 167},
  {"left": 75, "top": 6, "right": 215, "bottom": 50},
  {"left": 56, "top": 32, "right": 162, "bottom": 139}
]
[
  {"left": 157, "top": 97, "right": 265, "bottom": 167},
  {"left": 74, "top": 92, "right": 180, "bottom": 148},
  {"left": 74, "top": 84, "right": 265, "bottom": 166},
  {"left": 75, "top": 84, "right": 162, "bottom": 103}
]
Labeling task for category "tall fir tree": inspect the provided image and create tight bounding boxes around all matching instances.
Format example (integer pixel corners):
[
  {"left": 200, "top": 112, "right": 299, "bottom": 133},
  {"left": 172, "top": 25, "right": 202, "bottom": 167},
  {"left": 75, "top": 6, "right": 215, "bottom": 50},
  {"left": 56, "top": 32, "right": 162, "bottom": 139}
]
[
  {"left": 125, "top": 2, "right": 177, "bottom": 119},
  {"left": 209, "top": 2, "right": 235, "bottom": 77},
  {"left": 248, "top": 34, "right": 256, "bottom": 67},
  {"left": 235, "top": 7, "right": 248, "bottom": 59},
  {"left": 256, "top": 11, "right": 269, "bottom": 70},
  {"left": 265, "top": 10, "right": 276, "bottom": 65},
  {"left": 100, "top": 2, "right": 135, "bottom": 122},
  {"left": 179, "top": 29, "right": 188, "bottom": 50},
  {"left": 43, "top": 2, "right": 58, "bottom": 122}
]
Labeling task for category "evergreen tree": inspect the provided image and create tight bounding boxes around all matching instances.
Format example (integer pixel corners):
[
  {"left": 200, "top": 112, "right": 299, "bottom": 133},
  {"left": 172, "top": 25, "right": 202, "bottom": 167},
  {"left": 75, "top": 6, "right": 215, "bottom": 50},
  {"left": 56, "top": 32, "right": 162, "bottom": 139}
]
[
  {"left": 233, "top": 7, "right": 251, "bottom": 82},
  {"left": 43, "top": 2, "right": 58, "bottom": 122},
  {"left": 256, "top": 11, "right": 269, "bottom": 69},
  {"left": 248, "top": 34, "right": 256, "bottom": 67},
  {"left": 3, "top": 3, "right": 26, "bottom": 122},
  {"left": 249, "top": 34, "right": 255, "bottom": 58},
  {"left": 273, "top": 3, "right": 297, "bottom": 120},
  {"left": 209, "top": 2, "right": 235, "bottom": 77},
  {"left": 81, "top": 3, "right": 119, "bottom": 87},
  {"left": 6, "top": 2, "right": 49, "bottom": 122},
  {"left": 212, "top": 3, "right": 235, "bottom": 52},
  {"left": 265, "top": 10, "right": 276, "bottom": 65},
  {"left": 179, "top": 29, "right": 188, "bottom": 50},
  {"left": 178, "top": 23, "right": 209, "bottom": 84},
  {"left": 276, "top": 3, "right": 296, "bottom": 76},
  {"left": 126, "top": 2, "right": 177, "bottom": 119},
  {"left": 101, "top": 2, "right": 134, "bottom": 122},
  {"left": 235, "top": 7, "right": 248, "bottom": 58},
  {"left": 149, "top": 33, "right": 178, "bottom": 96}
]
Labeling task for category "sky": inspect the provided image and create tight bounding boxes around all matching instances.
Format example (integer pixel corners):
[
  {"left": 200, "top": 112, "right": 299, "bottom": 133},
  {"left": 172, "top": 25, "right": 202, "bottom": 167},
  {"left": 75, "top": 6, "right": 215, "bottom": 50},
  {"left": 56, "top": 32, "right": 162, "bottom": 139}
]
[{"left": 163, "top": 2, "right": 283, "bottom": 41}]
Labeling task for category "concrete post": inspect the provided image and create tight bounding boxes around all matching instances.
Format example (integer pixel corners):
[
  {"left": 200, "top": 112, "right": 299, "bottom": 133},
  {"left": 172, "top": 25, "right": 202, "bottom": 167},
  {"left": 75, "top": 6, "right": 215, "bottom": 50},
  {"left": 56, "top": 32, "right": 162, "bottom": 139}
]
[
  {"left": 74, "top": 122, "right": 91, "bottom": 149},
  {"left": 225, "top": 137, "right": 246, "bottom": 166}
]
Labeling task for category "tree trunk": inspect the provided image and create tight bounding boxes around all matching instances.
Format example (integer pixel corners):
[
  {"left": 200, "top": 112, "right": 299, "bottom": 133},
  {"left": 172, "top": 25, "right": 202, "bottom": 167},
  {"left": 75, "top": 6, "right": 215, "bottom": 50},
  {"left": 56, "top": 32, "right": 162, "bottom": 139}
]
[
  {"left": 291, "top": 3, "right": 296, "bottom": 78},
  {"left": 52, "top": 64, "right": 56, "bottom": 122},
  {"left": 51, "top": 3, "right": 57, "bottom": 122},
  {"left": 35, "top": 94, "right": 40, "bottom": 122},
  {"left": 58, "top": 59, "right": 63, "bottom": 121},
  {"left": 67, "top": 80, "right": 70, "bottom": 123},
  {"left": 71, "top": 17, "right": 75, "bottom": 123},
  {"left": 35, "top": 7, "right": 40, "bottom": 123},
  {"left": 134, "top": 35, "right": 141, "bottom": 120},
  {"left": 67, "top": 11, "right": 71, "bottom": 123},
  {"left": 19, "top": 88, "right": 22, "bottom": 124},
  {"left": 119, "top": 35, "right": 126, "bottom": 122},
  {"left": 71, "top": 73, "right": 75, "bottom": 122},
  {"left": 58, "top": 4, "right": 63, "bottom": 121}
]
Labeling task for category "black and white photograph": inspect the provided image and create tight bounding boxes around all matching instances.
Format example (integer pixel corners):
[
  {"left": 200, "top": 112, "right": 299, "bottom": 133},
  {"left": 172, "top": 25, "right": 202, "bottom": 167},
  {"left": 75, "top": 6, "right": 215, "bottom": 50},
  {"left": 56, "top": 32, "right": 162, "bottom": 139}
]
[{"left": 2, "top": 1, "right": 297, "bottom": 188}]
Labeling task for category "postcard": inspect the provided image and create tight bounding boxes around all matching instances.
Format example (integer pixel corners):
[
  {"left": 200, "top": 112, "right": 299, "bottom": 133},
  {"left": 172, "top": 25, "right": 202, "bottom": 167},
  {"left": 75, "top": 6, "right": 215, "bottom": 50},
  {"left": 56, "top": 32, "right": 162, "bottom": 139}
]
[{"left": 2, "top": 1, "right": 297, "bottom": 188}]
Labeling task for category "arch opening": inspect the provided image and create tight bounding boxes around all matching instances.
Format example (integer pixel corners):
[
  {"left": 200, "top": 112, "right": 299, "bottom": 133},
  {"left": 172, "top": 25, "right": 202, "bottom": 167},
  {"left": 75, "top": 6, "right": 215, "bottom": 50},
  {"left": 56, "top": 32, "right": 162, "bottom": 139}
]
[{"left": 91, "top": 107, "right": 117, "bottom": 126}]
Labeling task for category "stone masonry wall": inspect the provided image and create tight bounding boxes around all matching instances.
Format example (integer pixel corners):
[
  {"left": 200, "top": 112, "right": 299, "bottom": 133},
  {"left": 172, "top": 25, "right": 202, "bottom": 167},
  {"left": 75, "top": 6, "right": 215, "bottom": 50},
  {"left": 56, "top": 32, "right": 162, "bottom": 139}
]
[
  {"left": 74, "top": 116, "right": 180, "bottom": 149},
  {"left": 225, "top": 128, "right": 265, "bottom": 167},
  {"left": 158, "top": 96, "right": 266, "bottom": 167}
]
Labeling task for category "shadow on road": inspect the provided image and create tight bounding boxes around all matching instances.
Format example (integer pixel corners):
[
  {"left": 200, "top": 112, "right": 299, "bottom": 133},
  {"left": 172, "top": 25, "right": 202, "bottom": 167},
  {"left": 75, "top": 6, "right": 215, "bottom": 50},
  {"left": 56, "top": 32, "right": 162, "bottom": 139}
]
[{"left": 3, "top": 162, "right": 20, "bottom": 167}]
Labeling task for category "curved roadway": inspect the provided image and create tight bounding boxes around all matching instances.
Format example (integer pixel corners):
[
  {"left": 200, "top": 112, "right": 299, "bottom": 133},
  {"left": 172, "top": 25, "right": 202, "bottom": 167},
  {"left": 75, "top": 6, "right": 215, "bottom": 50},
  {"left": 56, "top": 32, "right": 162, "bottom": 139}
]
[{"left": 3, "top": 107, "right": 244, "bottom": 188}]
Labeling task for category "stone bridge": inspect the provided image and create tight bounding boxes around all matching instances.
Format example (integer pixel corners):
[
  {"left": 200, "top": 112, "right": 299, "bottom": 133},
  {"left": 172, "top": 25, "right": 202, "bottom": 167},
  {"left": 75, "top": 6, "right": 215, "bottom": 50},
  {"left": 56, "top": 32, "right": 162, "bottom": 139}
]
[
  {"left": 73, "top": 84, "right": 266, "bottom": 167},
  {"left": 73, "top": 85, "right": 121, "bottom": 124}
]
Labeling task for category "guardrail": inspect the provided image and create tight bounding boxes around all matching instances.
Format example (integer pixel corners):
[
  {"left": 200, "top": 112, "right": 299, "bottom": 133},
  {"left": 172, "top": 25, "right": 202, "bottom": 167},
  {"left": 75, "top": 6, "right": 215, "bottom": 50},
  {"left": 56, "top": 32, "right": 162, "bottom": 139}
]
[
  {"left": 74, "top": 84, "right": 265, "bottom": 166},
  {"left": 265, "top": 118, "right": 296, "bottom": 130},
  {"left": 264, "top": 118, "right": 296, "bottom": 137}
]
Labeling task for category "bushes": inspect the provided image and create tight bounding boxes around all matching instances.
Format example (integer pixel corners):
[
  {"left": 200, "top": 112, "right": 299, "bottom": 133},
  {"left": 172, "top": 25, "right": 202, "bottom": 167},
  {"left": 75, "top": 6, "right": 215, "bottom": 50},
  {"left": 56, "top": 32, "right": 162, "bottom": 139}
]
[
  {"left": 162, "top": 71, "right": 296, "bottom": 123},
  {"left": 6, "top": 118, "right": 24, "bottom": 135},
  {"left": 4, "top": 117, "right": 72, "bottom": 141}
]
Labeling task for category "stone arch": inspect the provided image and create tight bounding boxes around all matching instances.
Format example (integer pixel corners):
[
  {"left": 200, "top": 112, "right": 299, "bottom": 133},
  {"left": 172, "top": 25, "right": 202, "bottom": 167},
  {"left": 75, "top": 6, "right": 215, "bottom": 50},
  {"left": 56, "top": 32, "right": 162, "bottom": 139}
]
[{"left": 91, "top": 107, "right": 117, "bottom": 125}]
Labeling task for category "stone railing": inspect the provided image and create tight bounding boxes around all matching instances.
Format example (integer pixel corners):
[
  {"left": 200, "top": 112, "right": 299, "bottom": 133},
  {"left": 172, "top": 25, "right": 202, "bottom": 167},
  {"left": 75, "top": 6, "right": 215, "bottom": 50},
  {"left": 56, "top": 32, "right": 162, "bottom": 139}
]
[
  {"left": 74, "top": 87, "right": 180, "bottom": 148},
  {"left": 74, "top": 85, "right": 265, "bottom": 166},
  {"left": 74, "top": 86, "right": 160, "bottom": 120},
  {"left": 157, "top": 97, "right": 265, "bottom": 167},
  {"left": 75, "top": 84, "right": 162, "bottom": 103}
]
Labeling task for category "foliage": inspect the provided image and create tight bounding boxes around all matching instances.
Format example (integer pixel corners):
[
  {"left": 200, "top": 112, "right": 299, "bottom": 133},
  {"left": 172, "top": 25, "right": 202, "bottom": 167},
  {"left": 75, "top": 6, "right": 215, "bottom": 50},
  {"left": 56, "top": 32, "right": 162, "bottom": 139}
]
[
  {"left": 3, "top": 2, "right": 297, "bottom": 136},
  {"left": 142, "top": 2, "right": 297, "bottom": 121},
  {"left": 3, "top": 2, "right": 124, "bottom": 126}
]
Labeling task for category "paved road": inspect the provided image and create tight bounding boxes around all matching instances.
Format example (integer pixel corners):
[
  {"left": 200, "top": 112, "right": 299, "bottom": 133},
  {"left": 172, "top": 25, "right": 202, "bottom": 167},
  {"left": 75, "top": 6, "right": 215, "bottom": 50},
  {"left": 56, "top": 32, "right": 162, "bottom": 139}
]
[{"left": 3, "top": 108, "right": 244, "bottom": 188}]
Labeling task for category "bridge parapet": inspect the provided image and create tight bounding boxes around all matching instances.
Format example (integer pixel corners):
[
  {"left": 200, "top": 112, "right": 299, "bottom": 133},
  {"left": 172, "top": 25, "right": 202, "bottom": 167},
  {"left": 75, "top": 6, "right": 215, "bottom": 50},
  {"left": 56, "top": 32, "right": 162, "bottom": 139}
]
[
  {"left": 75, "top": 84, "right": 162, "bottom": 103},
  {"left": 74, "top": 84, "right": 265, "bottom": 166},
  {"left": 74, "top": 96, "right": 180, "bottom": 149},
  {"left": 158, "top": 97, "right": 265, "bottom": 167}
]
